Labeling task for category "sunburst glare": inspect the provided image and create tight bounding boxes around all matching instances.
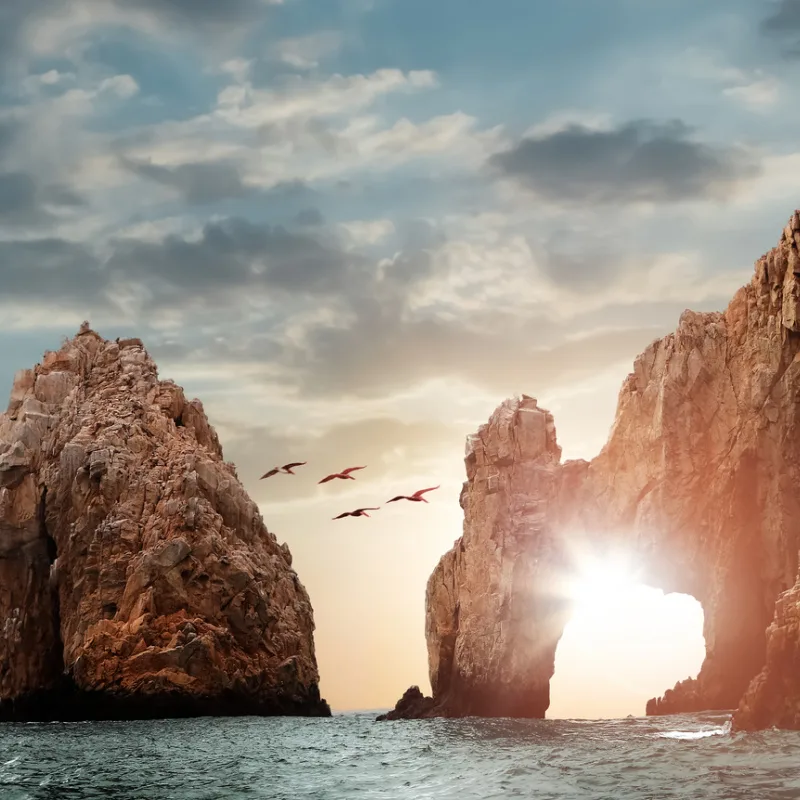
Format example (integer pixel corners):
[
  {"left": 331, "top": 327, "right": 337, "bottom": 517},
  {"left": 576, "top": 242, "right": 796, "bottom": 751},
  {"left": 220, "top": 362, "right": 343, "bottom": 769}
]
[{"left": 549, "top": 548, "right": 706, "bottom": 720}]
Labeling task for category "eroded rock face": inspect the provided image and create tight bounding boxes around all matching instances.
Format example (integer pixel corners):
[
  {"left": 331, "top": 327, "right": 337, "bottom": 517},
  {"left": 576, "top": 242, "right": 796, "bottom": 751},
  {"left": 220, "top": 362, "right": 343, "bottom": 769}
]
[
  {"left": 384, "top": 211, "right": 800, "bottom": 729},
  {"left": 0, "top": 327, "right": 330, "bottom": 720}
]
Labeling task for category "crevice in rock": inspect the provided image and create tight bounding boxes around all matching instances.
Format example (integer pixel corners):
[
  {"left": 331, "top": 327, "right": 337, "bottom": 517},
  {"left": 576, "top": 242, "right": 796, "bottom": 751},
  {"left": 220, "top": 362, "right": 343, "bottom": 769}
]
[{"left": 38, "top": 486, "right": 65, "bottom": 684}]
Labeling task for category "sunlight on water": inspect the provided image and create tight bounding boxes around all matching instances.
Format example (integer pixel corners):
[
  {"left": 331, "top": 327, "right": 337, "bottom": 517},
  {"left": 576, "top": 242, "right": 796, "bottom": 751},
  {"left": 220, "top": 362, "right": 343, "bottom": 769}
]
[{"left": 549, "top": 553, "right": 706, "bottom": 720}]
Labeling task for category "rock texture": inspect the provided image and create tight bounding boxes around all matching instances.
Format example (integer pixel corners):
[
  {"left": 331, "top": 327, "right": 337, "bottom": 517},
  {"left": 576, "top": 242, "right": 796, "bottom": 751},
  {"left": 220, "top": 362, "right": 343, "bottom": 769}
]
[
  {"left": 383, "top": 211, "right": 800, "bottom": 730},
  {"left": 0, "top": 326, "right": 330, "bottom": 720}
]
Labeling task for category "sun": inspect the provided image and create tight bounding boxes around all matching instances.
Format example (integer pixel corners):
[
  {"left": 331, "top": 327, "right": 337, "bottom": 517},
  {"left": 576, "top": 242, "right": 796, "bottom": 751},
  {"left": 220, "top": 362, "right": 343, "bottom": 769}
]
[
  {"left": 550, "top": 547, "right": 706, "bottom": 719},
  {"left": 564, "top": 552, "right": 640, "bottom": 610}
]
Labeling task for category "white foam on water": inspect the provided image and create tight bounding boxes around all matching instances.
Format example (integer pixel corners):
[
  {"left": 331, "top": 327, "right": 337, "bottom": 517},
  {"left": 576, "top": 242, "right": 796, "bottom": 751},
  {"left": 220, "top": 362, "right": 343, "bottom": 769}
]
[{"left": 656, "top": 727, "right": 727, "bottom": 740}]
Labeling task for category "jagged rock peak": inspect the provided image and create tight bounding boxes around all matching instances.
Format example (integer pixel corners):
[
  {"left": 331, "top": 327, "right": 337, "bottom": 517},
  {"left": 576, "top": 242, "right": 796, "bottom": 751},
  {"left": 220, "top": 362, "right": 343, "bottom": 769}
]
[
  {"left": 0, "top": 328, "right": 330, "bottom": 720},
  {"left": 465, "top": 395, "right": 561, "bottom": 468}
]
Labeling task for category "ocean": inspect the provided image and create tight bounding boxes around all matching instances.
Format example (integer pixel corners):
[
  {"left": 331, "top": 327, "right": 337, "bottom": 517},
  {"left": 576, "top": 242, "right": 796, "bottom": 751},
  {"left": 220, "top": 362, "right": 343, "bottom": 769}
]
[{"left": 0, "top": 710, "right": 797, "bottom": 799}]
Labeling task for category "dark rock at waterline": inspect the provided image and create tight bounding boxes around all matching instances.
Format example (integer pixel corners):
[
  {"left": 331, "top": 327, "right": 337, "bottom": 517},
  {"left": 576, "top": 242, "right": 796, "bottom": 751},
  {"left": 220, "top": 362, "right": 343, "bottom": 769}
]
[{"left": 376, "top": 686, "right": 437, "bottom": 720}]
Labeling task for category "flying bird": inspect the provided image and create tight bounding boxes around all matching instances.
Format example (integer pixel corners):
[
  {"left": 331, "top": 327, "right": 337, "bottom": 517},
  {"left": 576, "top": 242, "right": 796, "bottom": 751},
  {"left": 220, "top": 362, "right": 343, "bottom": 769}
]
[
  {"left": 281, "top": 462, "right": 307, "bottom": 474},
  {"left": 260, "top": 462, "right": 307, "bottom": 480},
  {"left": 386, "top": 486, "right": 440, "bottom": 503},
  {"left": 332, "top": 507, "right": 381, "bottom": 520},
  {"left": 318, "top": 466, "right": 367, "bottom": 484}
]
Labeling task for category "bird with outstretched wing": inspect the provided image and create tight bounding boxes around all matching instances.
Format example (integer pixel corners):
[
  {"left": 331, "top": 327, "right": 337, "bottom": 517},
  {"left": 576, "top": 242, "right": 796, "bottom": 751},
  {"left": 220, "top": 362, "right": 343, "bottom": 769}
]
[{"left": 386, "top": 485, "right": 440, "bottom": 503}]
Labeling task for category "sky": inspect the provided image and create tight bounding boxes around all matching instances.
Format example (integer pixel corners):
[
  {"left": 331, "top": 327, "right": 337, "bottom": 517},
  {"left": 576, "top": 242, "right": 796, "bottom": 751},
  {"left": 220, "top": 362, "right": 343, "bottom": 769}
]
[{"left": 0, "top": 0, "right": 798, "bottom": 716}]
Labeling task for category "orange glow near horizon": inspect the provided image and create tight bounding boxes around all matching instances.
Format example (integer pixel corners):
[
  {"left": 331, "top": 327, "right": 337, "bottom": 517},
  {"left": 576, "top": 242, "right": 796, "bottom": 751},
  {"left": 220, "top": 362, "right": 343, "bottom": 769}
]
[{"left": 549, "top": 553, "right": 706, "bottom": 719}]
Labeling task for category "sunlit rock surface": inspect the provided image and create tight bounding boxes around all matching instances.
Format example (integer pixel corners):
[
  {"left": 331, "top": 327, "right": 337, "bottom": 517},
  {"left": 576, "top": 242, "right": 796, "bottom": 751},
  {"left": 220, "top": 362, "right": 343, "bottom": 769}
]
[
  {"left": 0, "top": 326, "right": 330, "bottom": 720},
  {"left": 384, "top": 211, "right": 800, "bottom": 730}
]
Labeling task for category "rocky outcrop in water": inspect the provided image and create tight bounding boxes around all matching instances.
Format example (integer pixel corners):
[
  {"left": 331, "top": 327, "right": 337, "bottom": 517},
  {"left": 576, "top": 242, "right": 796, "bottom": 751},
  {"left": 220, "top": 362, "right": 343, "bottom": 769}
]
[
  {"left": 0, "top": 325, "right": 330, "bottom": 720},
  {"left": 376, "top": 685, "right": 437, "bottom": 720},
  {"left": 383, "top": 211, "right": 800, "bottom": 730}
]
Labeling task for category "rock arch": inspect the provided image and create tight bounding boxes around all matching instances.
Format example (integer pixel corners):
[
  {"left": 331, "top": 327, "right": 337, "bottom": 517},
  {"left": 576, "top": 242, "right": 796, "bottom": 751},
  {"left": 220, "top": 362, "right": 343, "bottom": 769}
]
[{"left": 382, "top": 211, "right": 800, "bottom": 730}]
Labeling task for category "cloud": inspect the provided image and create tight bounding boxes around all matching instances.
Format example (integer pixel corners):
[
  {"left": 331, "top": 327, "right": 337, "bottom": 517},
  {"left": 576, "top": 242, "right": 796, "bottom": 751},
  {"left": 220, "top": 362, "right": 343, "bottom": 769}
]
[
  {"left": 98, "top": 74, "right": 140, "bottom": 99},
  {"left": 762, "top": 0, "right": 800, "bottom": 31},
  {"left": 534, "top": 232, "right": 629, "bottom": 291},
  {"left": 0, "top": 121, "right": 20, "bottom": 161},
  {"left": 111, "top": 72, "right": 495, "bottom": 197},
  {"left": 0, "top": 172, "right": 86, "bottom": 225},
  {"left": 0, "top": 0, "right": 283, "bottom": 79},
  {"left": 760, "top": 1, "right": 800, "bottom": 56},
  {"left": 104, "top": 216, "right": 362, "bottom": 307},
  {"left": 120, "top": 158, "right": 249, "bottom": 205},
  {"left": 131, "top": 0, "right": 280, "bottom": 24},
  {"left": 271, "top": 31, "right": 345, "bottom": 71},
  {"left": 282, "top": 307, "right": 663, "bottom": 399},
  {"left": 294, "top": 208, "right": 325, "bottom": 226},
  {"left": 0, "top": 238, "right": 107, "bottom": 300},
  {"left": 670, "top": 49, "right": 780, "bottom": 111},
  {"left": 339, "top": 218, "right": 395, "bottom": 246},
  {"left": 215, "top": 68, "right": 438, "bottom": 128},
  {"left": 487, "top": 119, "right": 759, "bottom": 204}
]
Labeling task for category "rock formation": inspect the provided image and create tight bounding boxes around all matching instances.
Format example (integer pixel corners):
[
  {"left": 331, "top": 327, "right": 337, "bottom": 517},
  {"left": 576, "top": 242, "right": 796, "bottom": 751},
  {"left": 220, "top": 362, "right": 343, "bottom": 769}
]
[
  {"left": 382, "top": 211, "right": 800, "bottom": 731},
  {"left": 0, "top": 326, "right": 330, "bottom": 720}
]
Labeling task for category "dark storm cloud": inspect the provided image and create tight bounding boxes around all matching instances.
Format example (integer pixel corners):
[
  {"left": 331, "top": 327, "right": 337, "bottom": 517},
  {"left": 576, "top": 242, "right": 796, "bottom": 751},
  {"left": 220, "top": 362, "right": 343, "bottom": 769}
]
[
  {"left": 0, "top": 238, "right": 108, "bottom": 300},
  {"left": 0, "top": 116, "right": 84, "bottom": 224},
  {"left": 0, "top": 4, "right": 45, "bottom": 70},
  {"left": 120, "top": 158, "right": 249, "bottom": 205},
  {"left": 0, "top": 212, "right": 366, "bottom": 313},
  {"left": 106, "top": 217, "right": 360, "bottom": 302},
  {"left": 0, "top": 121, "right": 20, "bottom": 158},
  {"left": 0, "top": 172, "right": 86, "bottom": 225},
  {"left": 294, "top": 208, "right": 325, "bottom": 227},
  {"left": 762, "top": 0, "right": 800, "bottom": 31},
  {"left": 760, "top": 0, "right": 800, "bottom": 56},
  {"left": 488, "top": 120, "right": 758, "bottom": 203}
]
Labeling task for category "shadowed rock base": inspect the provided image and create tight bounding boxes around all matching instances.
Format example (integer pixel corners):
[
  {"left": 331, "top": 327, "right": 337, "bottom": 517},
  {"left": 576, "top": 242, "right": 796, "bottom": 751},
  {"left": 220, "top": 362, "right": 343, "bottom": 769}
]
[{"left": 0, "top": 678, "right": 331, "bottom": 722}]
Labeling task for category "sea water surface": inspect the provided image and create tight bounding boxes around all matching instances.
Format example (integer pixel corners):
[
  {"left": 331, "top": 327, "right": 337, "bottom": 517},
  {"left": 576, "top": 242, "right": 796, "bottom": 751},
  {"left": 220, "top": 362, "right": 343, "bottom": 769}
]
[{"left": 1, "top": 710, "right": 799, "bottom": 799}]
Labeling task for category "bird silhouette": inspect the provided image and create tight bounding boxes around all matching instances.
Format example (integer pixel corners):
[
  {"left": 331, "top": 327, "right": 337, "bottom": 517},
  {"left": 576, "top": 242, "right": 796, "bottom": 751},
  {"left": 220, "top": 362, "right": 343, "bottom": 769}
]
[
  {"left": 341, "top": 465, "right": 366, "bottom": 475},
  {"left": 386, "top": 485, "right": 440, "bottom": 503},
  {"left": 281, "top": 462, "right": 307, "bottom": 474},
  {"left": 318, "top": 465, "right": 367, "bottom": 484},
  {"left": 260, "top": 462, "right": 307, "bottom": 480},
  {"left": 332, "top": 507, "right": 381, "bottom": 519}
]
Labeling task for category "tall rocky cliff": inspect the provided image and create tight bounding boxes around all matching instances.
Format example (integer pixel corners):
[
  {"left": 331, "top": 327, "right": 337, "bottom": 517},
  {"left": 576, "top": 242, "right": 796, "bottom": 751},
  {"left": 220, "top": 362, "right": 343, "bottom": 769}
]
[
  {"left": 381, "top": 211, "right": 800, "bottom": 731},
  {"left": 0, "top": 325, "right": 330, "bottom": 719}
]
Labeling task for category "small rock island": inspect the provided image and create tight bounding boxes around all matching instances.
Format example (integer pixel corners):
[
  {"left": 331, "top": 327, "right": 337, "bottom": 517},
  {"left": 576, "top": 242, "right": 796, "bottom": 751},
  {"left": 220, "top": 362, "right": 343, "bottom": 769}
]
[
  {"left": 382, "top": 211, "right": 800, "bottom": 732},
  {"left": 0, "top": 326, "right": 329, "bottom": 720}
]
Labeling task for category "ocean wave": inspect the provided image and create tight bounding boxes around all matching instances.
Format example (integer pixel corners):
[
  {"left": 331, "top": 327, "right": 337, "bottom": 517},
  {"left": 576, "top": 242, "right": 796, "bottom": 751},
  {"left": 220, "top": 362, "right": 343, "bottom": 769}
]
[{"left": 0, "top": 712, "right": 797, "bottom": 799}]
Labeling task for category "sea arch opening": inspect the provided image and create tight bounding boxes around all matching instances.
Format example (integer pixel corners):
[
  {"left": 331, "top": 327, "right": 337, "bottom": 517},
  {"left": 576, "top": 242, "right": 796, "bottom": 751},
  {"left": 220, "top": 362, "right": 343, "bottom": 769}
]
[{"left": 548, "top": 549, "right": 706, "bottom": 720}]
